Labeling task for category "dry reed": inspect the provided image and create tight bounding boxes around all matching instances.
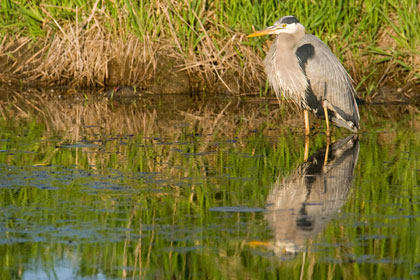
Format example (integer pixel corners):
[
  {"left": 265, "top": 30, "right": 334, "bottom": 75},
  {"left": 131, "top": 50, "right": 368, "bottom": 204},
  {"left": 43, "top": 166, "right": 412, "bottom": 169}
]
[
  {"left": 0, "top": 0, "right": 418, "bottom": 97},
  {"left": 0, "top": 1, "right": 265, "bottom": 93}
]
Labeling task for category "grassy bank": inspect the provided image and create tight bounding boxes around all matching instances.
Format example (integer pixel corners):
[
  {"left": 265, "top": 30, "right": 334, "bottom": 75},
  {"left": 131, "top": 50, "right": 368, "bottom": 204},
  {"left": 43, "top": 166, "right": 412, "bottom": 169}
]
[{"left": 0, "top": 0, "right": 419, "bottom": 97}]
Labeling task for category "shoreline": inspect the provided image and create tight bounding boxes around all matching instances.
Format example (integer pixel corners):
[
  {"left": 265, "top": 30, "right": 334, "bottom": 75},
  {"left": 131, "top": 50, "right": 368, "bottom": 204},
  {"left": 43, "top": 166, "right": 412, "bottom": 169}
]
[{"left": 0, "top": 1, "right": 419, "bottom": 97}]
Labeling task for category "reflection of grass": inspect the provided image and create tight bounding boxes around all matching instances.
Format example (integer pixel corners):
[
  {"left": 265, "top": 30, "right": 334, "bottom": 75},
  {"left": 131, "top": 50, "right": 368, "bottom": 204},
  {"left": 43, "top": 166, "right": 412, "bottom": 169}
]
[
  {"left": 0, "top": 115, "right": 306, "bottom": 278},
  {"left": 0, "top": 0, "right": 418, "bottom": 94},
  {"left": 0, "top": 97, "right": 419, "bottom": 279},
  {"left": 0, "top": 88, "right": 301, "bottom": 142},
  {"left": 324, "top": 128, "right": 420, "bottom": 279}
]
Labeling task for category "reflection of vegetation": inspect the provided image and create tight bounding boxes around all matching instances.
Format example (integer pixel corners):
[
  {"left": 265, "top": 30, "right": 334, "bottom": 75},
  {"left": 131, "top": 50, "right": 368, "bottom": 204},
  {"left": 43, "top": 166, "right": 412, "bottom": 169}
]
[
  {"left": 0, "top": 0, "right": 418, "bottom": 93},
  {"left": 301, "top": 125, "right": 420, "bottom": 279},
  {"left": 0, "top": 96, "right": 419, "bottom": 279},
  {"left": 0, "top": 118, "right": 305, "bottom": 279}
]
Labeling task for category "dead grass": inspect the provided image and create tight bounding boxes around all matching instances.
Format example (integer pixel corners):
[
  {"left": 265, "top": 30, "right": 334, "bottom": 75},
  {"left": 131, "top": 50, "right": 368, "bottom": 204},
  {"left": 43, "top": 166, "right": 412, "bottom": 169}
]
[
  {"left": 1, "top": 11, "right": 159, "bottom": 89},
  {"left": 0, "top": 1, "right": 265, "bottom": 94},
  {"left": 0, "top": 0, "right": 418, "bottom": 95},
  {"left": 374, "top": 11, "right": 420, "bottom": 87}
]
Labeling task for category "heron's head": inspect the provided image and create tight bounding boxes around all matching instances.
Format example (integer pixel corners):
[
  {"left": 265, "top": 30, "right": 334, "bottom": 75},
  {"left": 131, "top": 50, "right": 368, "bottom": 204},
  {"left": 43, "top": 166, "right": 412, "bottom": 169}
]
[{"left": 248, "top": 16, "right": 305, "bottom": 38}]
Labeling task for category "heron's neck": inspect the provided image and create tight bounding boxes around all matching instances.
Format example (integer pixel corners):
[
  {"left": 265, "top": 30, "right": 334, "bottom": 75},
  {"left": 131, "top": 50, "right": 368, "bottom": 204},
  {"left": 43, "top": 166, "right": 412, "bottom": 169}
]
[
  {"left": 275, "top": 28, "right": 305, "bottom": 50},
  {"left": 263, "top": 27, "right": 308, "bottom": 98}
]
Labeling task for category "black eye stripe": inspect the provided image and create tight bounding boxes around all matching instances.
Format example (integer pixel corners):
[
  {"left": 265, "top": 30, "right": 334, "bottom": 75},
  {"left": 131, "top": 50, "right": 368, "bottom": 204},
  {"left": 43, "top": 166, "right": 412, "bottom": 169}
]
[{"left": 279, "top": 16, "right": 300, "bottom": 24}]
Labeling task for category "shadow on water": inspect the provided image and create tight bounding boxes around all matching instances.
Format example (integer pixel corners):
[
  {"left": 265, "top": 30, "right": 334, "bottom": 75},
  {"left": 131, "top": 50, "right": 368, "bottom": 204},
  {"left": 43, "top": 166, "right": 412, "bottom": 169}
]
[{"left": 0, "top": 87, "right": 419, "bottom": 279}]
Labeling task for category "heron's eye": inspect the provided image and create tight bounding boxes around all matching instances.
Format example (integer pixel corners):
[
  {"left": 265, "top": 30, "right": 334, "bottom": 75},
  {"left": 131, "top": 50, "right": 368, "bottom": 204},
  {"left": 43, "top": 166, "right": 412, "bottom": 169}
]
[{"left": 281, "top": 23, "right": 287, "bottom": 28}]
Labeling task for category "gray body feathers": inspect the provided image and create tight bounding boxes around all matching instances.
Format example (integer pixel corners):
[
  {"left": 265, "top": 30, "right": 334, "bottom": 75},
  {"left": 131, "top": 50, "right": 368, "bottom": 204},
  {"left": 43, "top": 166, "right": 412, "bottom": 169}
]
[{"left": 264, "top": 33, "right": 360, "bottom": 132}]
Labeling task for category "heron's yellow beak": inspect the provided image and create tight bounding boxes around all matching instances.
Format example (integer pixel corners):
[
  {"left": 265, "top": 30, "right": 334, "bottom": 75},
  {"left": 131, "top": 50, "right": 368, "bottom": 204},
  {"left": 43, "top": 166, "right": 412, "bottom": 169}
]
[
  {"left": 247, "top": 26, "right": 280, "bottom": 37},
  {"left": 247, "top": 240, "right": 271, "bottom": 247}
]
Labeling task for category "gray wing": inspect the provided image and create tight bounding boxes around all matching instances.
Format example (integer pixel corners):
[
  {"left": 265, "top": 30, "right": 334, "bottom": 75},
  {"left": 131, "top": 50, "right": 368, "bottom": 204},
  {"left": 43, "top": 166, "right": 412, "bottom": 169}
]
[{"left": 294, "top": 34, "right": 360, "bottom": 131}]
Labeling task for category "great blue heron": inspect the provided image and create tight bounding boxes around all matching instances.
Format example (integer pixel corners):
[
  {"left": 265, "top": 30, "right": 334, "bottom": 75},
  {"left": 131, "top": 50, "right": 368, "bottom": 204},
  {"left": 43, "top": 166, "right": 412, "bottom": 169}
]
[
  {"left": 250, "top": 135, "right": 359, "bottom": 255},
  {"left": 248, "top": 16, "right": 360, "bottom": 136}
]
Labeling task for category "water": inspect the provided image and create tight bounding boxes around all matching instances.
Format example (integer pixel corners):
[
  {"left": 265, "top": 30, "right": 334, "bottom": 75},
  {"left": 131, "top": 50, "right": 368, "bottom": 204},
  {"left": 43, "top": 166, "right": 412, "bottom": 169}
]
[{"left": 0, "top": 91, "right": 419, "bottom": 279}]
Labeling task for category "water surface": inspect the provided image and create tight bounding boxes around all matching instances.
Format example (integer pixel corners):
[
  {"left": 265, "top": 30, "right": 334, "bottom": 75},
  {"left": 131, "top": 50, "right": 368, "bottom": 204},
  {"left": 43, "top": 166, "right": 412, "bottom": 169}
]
[{"left": 0, "top": 91, "right": 419, "bottom": 279}]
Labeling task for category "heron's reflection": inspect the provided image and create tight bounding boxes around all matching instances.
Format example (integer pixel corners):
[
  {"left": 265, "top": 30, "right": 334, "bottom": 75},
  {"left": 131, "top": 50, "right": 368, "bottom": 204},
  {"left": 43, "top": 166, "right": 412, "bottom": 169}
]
[{"left": 253, "top": 135, "right": 359, "bottom": 256}]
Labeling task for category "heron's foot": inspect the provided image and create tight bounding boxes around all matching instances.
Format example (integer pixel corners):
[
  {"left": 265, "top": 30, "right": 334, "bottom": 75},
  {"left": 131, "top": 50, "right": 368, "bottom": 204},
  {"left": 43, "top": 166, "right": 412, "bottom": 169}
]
[{"left": 303, "top": 125, "right": 320, "bottom": 136}]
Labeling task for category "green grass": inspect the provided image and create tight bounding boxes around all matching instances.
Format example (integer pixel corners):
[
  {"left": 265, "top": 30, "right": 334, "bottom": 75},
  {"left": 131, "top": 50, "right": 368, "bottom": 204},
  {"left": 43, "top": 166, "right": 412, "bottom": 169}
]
[{"left": 0, "top": 0, "right": 419, "bottom": 95}]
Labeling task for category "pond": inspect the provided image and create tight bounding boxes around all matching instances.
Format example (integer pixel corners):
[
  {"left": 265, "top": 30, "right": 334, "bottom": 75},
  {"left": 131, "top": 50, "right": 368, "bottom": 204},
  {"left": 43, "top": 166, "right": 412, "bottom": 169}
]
[{"left": 0, "top": 89, "right": 419, "bottom": 279}]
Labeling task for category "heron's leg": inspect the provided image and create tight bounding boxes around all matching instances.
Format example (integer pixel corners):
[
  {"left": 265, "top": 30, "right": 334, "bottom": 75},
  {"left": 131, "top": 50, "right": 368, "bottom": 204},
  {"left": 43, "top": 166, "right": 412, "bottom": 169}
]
[
  {"left": 304, "top": 136, "right": 309, "bottom": 162},
  {"left": 300, "top": 251, "right": 306, "bottom": 280},
  {"left": 304, "top": 109, "right": 310, "bottom": 136},
  {"left": 324, "top": 137, "right": 330, "bottom": 164},
  {"left": 322, "top": 100, "right": 330, "bottom": 137}
]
